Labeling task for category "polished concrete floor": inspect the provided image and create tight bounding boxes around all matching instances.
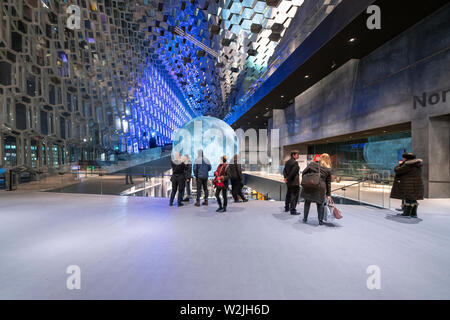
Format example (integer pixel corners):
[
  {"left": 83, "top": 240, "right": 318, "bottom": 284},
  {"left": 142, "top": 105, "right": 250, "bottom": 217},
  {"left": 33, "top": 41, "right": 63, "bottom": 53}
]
[{"left": 0, "top": 191, "right": 449, "bottom": 299}]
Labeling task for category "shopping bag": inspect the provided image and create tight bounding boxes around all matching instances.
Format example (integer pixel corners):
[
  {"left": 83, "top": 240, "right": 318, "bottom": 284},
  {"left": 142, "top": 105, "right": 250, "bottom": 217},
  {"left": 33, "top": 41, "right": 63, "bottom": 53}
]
[
  {"left": 324, "top": 199, "right": 334, "bottom": 222},
  {"left": 323, "top": 204, "right": 333, "bottom": 222}
]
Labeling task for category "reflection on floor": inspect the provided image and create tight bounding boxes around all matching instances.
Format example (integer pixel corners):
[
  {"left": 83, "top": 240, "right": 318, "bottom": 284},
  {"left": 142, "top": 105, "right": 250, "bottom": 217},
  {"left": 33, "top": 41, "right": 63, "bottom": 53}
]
[{"left": 0, "top": 191, "right": 449, "bottom": 299}]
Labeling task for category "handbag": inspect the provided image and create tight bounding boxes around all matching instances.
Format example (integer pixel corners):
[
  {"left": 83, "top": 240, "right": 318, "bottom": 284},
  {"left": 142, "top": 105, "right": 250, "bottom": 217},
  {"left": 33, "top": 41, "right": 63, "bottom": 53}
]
[{"left": 301, "top": 162, "right": 321, "bottom": 189}]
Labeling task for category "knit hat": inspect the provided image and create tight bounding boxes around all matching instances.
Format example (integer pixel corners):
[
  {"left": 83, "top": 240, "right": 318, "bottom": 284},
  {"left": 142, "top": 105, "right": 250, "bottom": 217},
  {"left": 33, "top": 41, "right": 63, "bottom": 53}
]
[{"left": 402, "top": 152, "right": 416, "bottom": 160}]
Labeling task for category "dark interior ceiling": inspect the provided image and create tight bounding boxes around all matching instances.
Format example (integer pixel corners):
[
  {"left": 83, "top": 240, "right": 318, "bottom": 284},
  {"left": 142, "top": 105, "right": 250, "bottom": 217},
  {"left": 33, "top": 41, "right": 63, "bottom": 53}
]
[
  {"left": 298, "top": 122, "right": 412, "bottom": 146},
  {"left": 231, "top": 0, "right": 450, "bottom": 130}
]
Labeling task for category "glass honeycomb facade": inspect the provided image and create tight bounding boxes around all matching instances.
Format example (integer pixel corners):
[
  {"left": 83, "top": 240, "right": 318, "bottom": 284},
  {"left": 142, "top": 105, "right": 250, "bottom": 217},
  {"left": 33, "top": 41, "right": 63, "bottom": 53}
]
[{"left": 0, "top": 0, "right": 194, "bottom": 171}]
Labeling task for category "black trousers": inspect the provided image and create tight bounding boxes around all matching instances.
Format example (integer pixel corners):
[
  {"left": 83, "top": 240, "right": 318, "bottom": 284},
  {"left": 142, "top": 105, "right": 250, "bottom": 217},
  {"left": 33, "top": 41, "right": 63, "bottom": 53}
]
[
  {"left": 285, "top": 186, "right": 300, "bottom": 213},
  {"left": 196, "top": 178, "right": 209, "bottom": 201},
  {"left": 125, "top": 174, "right": 133, "bottom": 184},
  {"left": 404, "top": 199, "right": 418, "bottom": 205},
  {"left": 304, "top": 200, "right": 325, "bottom": 222},
  {"left": 231, "top": 180, "right": 245, "bottom": 201},
  {"left": 170, "top": 175, "right": 185, "bottom": 205},
  {"left": 215, "top": 187, "right": 228, "bottom": 208}
]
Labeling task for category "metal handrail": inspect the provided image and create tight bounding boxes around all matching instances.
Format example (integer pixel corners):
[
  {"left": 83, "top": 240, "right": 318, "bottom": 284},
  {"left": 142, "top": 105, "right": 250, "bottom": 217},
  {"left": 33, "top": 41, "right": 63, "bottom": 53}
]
[{"left": 331, "top": 179, "right": 366, "bottom": 192}]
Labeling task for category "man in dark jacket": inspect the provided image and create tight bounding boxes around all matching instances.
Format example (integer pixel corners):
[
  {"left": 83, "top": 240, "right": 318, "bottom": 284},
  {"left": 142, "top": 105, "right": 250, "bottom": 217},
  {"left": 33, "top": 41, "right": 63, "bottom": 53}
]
[
  {"left": 193, "top": 149, "right": 212, "bottom": 206},
  {"left": 390, "top": 152, "right": 424, "bottom": 218},
  {"left": 283, "top": 151, "right": 300, "bottom": 215},
  {"left": 228, "top": 154, "right": 248, "bottom": 203},
  {"left": 170, "top": 152, "right": 186, "bottom": 207},
  {"left": 182, "top": 155, "right": 192, "bottom": 202}
]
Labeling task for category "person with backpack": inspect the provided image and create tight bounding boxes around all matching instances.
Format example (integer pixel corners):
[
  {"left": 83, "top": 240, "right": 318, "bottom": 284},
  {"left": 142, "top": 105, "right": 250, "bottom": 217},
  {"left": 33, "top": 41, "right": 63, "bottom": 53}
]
[
  {"left": 228, "top": 154, "right": 248, "bottom": 203},
  {"left": 301, "top": 153, "right": 332, "bottom": 225},
  {"left": 193, "top": 149, "right": 212, "bottom": 207},
  {"left": 283, "top": 151, "right": 300, "bottom": 215},
  {"left": 213, "top": 155, "right": 229, "bottom": 212},
  {"left": 169, "top": 152, "right": 186, "bottom": 207}
]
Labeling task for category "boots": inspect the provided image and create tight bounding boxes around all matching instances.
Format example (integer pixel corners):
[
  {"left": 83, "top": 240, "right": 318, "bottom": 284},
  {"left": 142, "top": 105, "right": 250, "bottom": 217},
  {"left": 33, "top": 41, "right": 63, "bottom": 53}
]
[
  {"left": 410, "top": 203, "right": 418, "bottom": 218},
  {"left": 194, "top": 200, "right": 200, "bottom": 207},
  {"left": 401, "top": 204, "right": 412, "bottom": 217},
  {"left": 202, "top": 199, "right": 208, "bottom": 206}
]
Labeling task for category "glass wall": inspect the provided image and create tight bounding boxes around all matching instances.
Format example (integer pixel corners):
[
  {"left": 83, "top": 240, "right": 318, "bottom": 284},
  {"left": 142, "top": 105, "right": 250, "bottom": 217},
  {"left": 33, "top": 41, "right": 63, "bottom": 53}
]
[{"left": 307, "top": 131, "right": 412, "bottom": 182}]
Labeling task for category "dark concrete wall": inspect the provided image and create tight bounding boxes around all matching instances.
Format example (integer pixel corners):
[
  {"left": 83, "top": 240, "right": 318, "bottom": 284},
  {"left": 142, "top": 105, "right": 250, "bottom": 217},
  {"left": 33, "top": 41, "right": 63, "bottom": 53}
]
[{"left": 272, "top": 4, "right": 450, "bottom": 198}]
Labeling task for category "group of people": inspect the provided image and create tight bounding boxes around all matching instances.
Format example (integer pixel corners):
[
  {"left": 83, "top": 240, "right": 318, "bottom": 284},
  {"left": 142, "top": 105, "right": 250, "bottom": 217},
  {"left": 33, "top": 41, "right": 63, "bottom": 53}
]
[
  {"left": 283, "top": 150, "right": 424, "bottom": 224},
  {"left": 283, "top": 151, "right": 332, "bottom": 225},
  {"left": 170, "top": 150, "right": 248, "bottom": 212}
]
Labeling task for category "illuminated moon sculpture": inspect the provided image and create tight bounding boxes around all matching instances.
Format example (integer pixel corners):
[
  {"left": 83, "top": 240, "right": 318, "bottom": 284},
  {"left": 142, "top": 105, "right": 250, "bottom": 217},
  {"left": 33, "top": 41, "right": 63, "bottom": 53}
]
[{"left": 172, "top": 116, "right": 239, "bottom": 173}]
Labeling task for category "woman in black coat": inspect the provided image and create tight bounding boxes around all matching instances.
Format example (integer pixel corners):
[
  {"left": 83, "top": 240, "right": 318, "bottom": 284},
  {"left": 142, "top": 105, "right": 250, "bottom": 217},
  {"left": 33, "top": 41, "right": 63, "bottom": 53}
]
[
  {"left": 390, "top": 152, "right": 424, "bottom": 218},
  {"left": 227, "top": 154, "right": 248, "bottom": 203},
  {"left": 300, "top": 153, "right": 332, "bottom": 225}
]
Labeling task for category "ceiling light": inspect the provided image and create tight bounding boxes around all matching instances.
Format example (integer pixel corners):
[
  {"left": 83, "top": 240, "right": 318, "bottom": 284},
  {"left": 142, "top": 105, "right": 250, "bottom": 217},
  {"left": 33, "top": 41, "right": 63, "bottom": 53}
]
[
  {"left": 348, "top": 37, "right": 357, "bottom": 43},
  {"left": 304, "top": 75, "right": 310, "bottom": 79},
  {"left": 281, "top": 95, "right": 284, "bottom": 98}
]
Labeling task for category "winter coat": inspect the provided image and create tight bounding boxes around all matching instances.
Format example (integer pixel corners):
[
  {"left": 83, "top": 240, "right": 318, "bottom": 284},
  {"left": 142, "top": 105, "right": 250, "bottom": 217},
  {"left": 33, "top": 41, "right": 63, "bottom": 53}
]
[
  {"left": 300, "top": 162, "right": 332, "bottom": 204},
  {"left": 390, "top": 159, "right": 424, "bottom": 200},
  {"left": 171, "top": 160, "right": 186, "bottom": 182},
  {"left": 283, "top": 158, "right": 300, "bottom": 187},
  {"left": 227, "top": 162, "right": 243, "bottom": 182},
  {"left": 184, "top": 163, "right": 192, "bottom": 180},
  {"left": 193, "top": 157, "right": 212, "bottom": 179}
]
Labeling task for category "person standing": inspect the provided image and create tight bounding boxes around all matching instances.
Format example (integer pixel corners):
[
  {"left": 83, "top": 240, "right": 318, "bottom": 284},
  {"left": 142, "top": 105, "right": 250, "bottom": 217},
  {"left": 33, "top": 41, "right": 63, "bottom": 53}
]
[
  {"left": 182, "top": 154, "right": 192, "bottom": 202},
  {"left": 390, "top": 152, "right": 424, "bottom": 218},
  {"left": 213, "top": 155, "right": 229, "bottom": 213},
  {"left": 283, "top": 151, "right": 301, "bottom": 215},
  {"left": 193, "top": 150, "right": 212, "bottom": 207},
  {"left": 125, "top": 167, "right": 134, "bottom": 185},
  {"left": 169, "top": 152, "right": 186, "bottom": 207},
  {"left": 228, "top": 154, "right": 248, "bottom": 203},
  {"left": 301, "top": 153, "right": 332, "bottom": 225}
]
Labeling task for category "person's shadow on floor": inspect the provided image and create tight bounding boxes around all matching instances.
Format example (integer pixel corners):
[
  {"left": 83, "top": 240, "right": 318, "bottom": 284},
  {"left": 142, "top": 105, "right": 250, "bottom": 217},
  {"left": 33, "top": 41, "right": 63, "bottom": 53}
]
[{"left": 385, "top": 214, "right": 423, "bottom": 224}]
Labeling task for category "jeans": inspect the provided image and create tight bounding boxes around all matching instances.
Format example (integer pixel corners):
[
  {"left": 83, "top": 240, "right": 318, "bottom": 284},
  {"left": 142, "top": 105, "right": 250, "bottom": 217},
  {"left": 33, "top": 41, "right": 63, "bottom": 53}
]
[
  {"left": 215, "top": 187, "right": 228, "bottom": 208},
  {"left": 182, "top": 179, "right": 191, "bottom": 199},
  {"left": 196, "top": 178, "right": 209, "bottom": 201},
  {"left": 285, "top": 186, "right": 300, "bottom": 213},
  {"left": 170, "top": 175, "right": 185, "bottom": 205},
  {"left": 125, "top": 174, "right": 133, "bottom": 184},
  {"left": 304, "top": 200, "right": 325, "bottom": 222}
]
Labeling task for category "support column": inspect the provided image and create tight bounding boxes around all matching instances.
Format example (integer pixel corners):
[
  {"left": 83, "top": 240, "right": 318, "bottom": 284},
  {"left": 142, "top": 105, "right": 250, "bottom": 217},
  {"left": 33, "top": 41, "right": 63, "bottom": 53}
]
[
  {"left": 412, "top": 116, "right": 450, "bottom": 198},
  {"left": 428, "top": 116, "right": 450, "bottom": 198}
]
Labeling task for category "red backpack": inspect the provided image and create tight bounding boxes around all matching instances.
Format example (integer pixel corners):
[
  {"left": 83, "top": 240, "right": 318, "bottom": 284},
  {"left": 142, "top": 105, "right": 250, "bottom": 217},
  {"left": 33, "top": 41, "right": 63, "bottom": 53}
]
[{"left": 213, "top": 163, "right": 228, "bottom": 188}]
